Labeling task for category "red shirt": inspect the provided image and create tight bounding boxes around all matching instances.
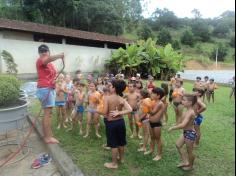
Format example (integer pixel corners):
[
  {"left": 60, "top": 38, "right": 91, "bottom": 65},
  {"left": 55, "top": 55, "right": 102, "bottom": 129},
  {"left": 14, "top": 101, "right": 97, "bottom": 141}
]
[{"left": 36, "top": 57, "right": 56, "bottom": 88}]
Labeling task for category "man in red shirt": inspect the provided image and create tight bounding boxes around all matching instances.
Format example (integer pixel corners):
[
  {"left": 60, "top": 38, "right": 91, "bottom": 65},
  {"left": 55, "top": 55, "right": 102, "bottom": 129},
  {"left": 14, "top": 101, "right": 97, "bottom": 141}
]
[{"left": 36, "top": 44, "right": 64, "bottom": 144}]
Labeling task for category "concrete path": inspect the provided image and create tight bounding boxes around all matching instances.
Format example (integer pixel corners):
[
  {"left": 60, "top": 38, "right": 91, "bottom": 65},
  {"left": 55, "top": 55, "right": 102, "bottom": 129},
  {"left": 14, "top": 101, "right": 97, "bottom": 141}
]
[{"left": 0, "top": 121, "right": 61, "bottom": 176}]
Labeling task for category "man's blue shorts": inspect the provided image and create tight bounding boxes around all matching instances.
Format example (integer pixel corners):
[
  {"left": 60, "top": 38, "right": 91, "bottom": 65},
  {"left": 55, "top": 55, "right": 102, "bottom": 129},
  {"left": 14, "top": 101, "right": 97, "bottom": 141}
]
[{"left": 36, "top": 88, "right": 55, "bottom": 108}]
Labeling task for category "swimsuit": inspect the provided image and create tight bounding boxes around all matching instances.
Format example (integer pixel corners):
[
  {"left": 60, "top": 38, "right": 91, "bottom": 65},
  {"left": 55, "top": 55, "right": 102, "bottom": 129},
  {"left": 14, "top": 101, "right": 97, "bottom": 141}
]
[
  {"left": 76, "top": 105, "right": 84, "bottom": 113},
  {"left": 208, "top": 90, "right": 214, "bottom": 95},
  {"left": 149, "top": 121, "right": 162, "bottom": 128},
  {"left": 87, "top": 107, "right": 97, "bottom": 114},
  {"left": 183, "top": 130, "right": 197, "bottom": 141},
  {"left": 140, "top": 116, "right": 149, "bottom": 123},
  {"left": 131, "top": 107, "right": 139, "bottom": 115},
  {"left": 194, "top": 114, "right": 203, "bottom": 126},
  {"left": 55, "top": 101, "right": 66, "bottom": 107}
]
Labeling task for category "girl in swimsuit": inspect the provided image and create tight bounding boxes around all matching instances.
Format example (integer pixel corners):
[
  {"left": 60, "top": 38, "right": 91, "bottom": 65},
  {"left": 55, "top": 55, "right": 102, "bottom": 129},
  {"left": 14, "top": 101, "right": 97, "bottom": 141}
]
[
  {"left": 84, "top": 81, "right": 101, "bottom": 138},
  {"left": 172, "top": 80, "right": 185, "bottom": 125}
]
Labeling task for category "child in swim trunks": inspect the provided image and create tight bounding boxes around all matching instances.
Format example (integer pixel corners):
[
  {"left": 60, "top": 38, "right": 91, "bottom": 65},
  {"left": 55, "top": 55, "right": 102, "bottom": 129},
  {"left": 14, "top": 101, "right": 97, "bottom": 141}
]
[
  {"left": 161, "top": 83, "right": 169, "bottom": 124},
  {"left": 168, "top": 94, "right": 198, "bottom": 171},
  {"left": 202, "top": 76, "right": 209, "bottom": 102},
  {"left": 193, "top": 76, "right": 203, "bottom": 92},
  {"left": 193, "top": 89, "right": 206, "bottom": 147},
  {"left": 207, "top": 79, "right": 218, "bottom": 103},
  {"left": 144, "top": 88, "right": 165, "bottom": 161},
  {"left": 125, "top": 82, "right": 141, "bottom": 139},
  {"left": 68, "top": 82, "right": 86, "bottom": 134}
]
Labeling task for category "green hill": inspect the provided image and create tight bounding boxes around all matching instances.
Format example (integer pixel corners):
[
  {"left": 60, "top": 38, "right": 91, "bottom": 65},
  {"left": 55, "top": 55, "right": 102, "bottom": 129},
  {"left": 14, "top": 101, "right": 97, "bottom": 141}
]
[{"left": 121, "top": 28, "right": 235, "bottom": 66}]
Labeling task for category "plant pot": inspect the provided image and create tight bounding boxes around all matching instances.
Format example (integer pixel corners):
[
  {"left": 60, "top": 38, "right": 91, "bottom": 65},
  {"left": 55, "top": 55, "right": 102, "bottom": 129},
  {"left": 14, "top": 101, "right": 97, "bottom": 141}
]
[{"left": 0, "top": 99, "right": 28, "bottom": 135}]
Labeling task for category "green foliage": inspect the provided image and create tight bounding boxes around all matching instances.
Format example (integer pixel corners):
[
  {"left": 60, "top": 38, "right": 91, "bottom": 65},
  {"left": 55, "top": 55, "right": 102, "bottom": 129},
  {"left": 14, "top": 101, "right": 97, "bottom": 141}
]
[
  {"left": 151, "top": 8, "right": 180, "bottom": 30},
  {"left": 106, "top": 38, "right": 183, "bottom": 79},
  {"left": 157, "top": 28, "right": 172, "bottom": 46},
  {"left": 0, "top": 74, "right": 20, "bottom": 106},
  {"left": 137, "top": 24, "right": 153, "bottom": 40},
  {"left": 213, "top": 22, "right": 230, "bottom": 38},
  {"left": 1, "top": 50, "right": 18, "bottom": 75},
  {"left": 191, "top": 19, "right": 211, "bottom": 42},
  {"left": 210, "top": 43, "right": 228, "bottom": 62},
  {"left": 229, "top": 36, "right": 235, "bottom": 48},
  {"left": 171, "top": 40, "right": 181, "bottom": 50},
  {"left": 181, "top": 30, "right": 195, "bottom": 47}
]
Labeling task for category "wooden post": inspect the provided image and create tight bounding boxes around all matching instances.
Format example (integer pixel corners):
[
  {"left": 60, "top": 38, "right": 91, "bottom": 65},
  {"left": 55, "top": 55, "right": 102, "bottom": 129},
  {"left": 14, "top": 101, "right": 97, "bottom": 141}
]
[{"left": 215, "top": 48, "right": 218, "bottom": 69}]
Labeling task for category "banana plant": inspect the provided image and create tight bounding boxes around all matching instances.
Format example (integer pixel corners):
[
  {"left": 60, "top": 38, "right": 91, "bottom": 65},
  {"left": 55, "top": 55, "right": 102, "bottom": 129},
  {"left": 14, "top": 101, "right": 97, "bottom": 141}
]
[{"left": 107, "top": 38, "right": 184, "bottom": 79}]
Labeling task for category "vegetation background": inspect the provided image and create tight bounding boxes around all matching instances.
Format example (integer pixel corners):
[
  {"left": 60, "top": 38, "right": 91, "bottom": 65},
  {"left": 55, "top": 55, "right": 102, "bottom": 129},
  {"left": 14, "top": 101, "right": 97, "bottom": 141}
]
[{"left": 0, "top": 0, "right": 235, "bottom": 66}]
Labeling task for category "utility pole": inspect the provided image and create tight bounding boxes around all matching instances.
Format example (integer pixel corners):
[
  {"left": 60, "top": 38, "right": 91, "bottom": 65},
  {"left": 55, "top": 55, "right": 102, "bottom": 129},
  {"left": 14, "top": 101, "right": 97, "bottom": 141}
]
[{"left": 215, "top": 47, "right": 218, "bottom": 69}]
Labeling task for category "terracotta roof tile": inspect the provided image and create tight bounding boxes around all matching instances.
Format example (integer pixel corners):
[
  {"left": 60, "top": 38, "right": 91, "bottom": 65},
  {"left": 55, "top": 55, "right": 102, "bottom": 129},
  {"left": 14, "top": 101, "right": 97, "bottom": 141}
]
[{"left": 0, "top": 18, "right": 133, "bottom": 44}]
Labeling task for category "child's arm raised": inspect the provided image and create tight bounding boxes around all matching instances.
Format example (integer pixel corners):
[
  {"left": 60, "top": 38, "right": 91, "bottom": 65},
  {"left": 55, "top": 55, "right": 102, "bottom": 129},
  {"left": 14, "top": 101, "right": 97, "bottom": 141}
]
[{"left": 196, "top": 99, "right": 206, "bottom": 114}]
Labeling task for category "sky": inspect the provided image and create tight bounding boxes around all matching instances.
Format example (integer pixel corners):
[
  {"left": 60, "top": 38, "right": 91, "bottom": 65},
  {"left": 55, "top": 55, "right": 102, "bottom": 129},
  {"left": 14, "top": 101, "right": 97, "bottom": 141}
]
[{"left": 142, "top": 0, "right": 235, "bottom": 18}]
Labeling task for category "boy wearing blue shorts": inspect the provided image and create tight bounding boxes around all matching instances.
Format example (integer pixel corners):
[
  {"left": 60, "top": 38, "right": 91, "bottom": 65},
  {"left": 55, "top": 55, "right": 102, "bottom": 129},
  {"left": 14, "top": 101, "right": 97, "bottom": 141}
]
[
  {"left": 193, "top": 89, "right": 206, "bottom": 147},
  {"left": 69, "top": 82, "right": 86, "bottom": 134}
]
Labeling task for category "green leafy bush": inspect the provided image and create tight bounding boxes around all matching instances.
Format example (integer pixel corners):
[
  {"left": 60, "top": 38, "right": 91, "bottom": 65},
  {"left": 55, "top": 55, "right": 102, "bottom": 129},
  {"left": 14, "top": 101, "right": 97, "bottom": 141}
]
[
  {"left": 181, "top": 30, "right": 195, "bottom": 47},
  {"left": 157, "top": 28, "right": 172, "bottom": 46},
  {"left": 229, "top": 36, "right": 235, "bottom": 48},
  {"left": 171, "top": 40, "right": 181, "bottom": 50},
  {"left": 1, "top": 50, "right": 18, "bottom": 75},
  {"left": 137, "top": 24, "right": 153, "bottom": 40},
  {"left": 0, "top": 74, "right": 20, "bottom": 106},
  {"left": 210, "top": 43, "right": 228, "bottom": 62}
]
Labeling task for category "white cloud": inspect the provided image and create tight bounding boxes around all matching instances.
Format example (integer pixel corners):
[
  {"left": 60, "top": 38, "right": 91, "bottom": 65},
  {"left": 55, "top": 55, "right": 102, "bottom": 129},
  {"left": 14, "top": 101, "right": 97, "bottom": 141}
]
[{"left": 142, "top": 0, "right": 235, "bottom": 18}]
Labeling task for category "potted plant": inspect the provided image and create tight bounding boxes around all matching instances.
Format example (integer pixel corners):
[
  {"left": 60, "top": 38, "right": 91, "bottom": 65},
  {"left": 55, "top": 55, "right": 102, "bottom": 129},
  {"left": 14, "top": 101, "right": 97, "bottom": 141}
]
[{"left": 0, "top": 51, "right": 28, "bottom": 134}]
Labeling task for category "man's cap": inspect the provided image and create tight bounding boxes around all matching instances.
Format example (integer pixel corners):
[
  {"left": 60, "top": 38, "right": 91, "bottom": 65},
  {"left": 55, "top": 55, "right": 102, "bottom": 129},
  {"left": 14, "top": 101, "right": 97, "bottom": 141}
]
[{"left": 38, "top": 44, "right": 49, "bottom": 53}]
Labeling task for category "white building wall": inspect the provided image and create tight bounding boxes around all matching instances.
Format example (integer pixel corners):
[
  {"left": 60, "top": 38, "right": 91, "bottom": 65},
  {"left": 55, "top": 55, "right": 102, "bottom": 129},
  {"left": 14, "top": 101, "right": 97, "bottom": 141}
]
[
  {"left": 2, "top": 30, "right": 34, "bottom": 41},
  {"left": 0, "top": 38, "right": 113, "bottom": 74}
]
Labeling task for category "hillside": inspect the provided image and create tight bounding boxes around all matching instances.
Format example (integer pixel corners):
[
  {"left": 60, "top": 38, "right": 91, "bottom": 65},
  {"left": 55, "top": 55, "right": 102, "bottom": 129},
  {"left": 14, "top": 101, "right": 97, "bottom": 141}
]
[
  {"left": 121, "top": 28, "right": 235, "bottom": 68},
  {"left": 184, "top": 60, "right": 235, "bottom": 70}
]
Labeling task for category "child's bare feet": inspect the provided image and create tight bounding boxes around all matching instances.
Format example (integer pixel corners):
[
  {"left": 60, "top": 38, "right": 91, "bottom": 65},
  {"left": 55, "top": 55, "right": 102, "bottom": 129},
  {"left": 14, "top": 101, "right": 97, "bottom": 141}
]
[
  {"left": 130, "top": 134, "right": 134, "bottom": 138},
  {"left": 79, "top": 130, "right": 83, "bottom": 135},
  {"left": 44, "top": 137, "right": 59, "bottom": 144},
  {"left": 57, "top": 125, "right": 61, "bottom": 129},
  {"left": 137, "top": 147, "right": 146, "bottom": 152},
  {"left": 83, "top": 134, "right": 89, "bottom": 138},
  {"left": 96, "top": 133, "right": 101, "bottom": 138},
  {"left": 66, "top": 127, "right": 73, "bottom": 132},
  {"left": 144, "top": 150, "right": 153, "bottom": 155},
  {"left": 177, "top": 162, "right": 189, "bottom": 168},
  {"left": 153, "top": 155, "right": 161, "bottom": 161},
  {"left": 138, "top": 135, "right": 142, "bottom": 139},
  {"left": 102, "top": 144, "right": 111, "bottom": 150},
  {"left": 104, "top": 162, "right": 118, "bottom": 169}
]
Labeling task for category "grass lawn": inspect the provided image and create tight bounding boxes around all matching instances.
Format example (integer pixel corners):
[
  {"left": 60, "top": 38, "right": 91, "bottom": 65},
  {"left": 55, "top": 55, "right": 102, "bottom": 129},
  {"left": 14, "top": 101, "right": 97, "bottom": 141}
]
[{"left": 29, "top": 81, "right": 235, "bottom": 176}]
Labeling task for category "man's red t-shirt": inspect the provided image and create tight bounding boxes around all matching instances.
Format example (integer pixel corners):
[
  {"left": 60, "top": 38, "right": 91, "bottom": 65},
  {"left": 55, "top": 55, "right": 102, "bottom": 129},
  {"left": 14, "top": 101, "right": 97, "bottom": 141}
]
[{"left": 36, "top": 57, "right": 56, "bottom": 88}]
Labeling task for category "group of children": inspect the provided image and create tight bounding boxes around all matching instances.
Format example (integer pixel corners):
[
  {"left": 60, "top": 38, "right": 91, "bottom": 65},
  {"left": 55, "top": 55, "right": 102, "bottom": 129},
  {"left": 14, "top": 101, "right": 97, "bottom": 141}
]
[{"left": 53, "top": 71, "right": 213, "bottom": 171}]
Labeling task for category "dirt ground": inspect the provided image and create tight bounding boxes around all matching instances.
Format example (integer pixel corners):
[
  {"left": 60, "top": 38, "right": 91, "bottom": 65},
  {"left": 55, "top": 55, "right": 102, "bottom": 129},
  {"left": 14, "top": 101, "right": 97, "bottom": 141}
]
[{"left": 184, "top": 60, "right": 235, "bottom": 70}]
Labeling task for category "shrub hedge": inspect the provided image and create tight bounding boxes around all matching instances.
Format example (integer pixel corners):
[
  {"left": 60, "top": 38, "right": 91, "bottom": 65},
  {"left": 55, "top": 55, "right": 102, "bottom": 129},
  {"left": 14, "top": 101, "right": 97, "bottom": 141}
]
[{"left": 0, "top": 74, "right": 20, "bottom": 106}]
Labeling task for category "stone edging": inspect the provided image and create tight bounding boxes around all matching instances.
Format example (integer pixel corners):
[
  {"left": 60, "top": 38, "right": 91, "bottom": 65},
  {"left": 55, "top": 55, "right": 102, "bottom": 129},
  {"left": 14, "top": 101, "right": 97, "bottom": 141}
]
[{"left": 27, "top": 115, "right": 84, "bottom": 176}]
